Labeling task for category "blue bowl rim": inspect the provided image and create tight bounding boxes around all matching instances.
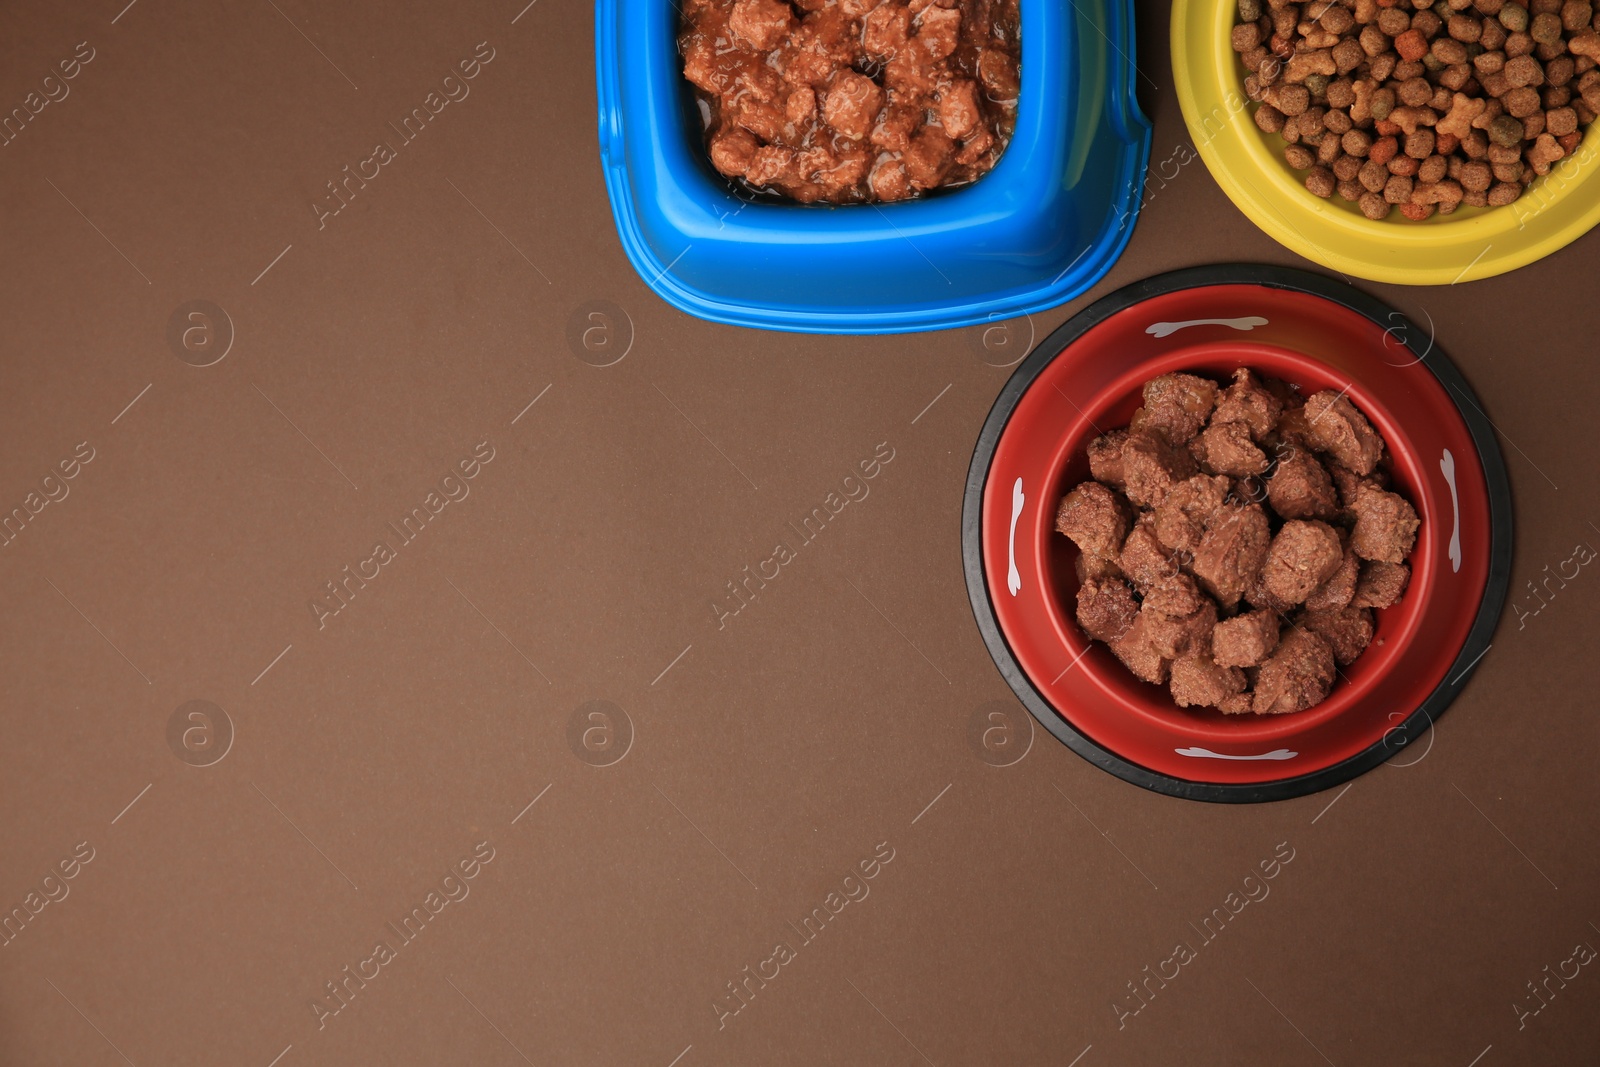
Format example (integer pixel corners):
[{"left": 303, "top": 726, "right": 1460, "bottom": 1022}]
[{"left": 595, "top": 0, "right": 1153, "bottom": 334}]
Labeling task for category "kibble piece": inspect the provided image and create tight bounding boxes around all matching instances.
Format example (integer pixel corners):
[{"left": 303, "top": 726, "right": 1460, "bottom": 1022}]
[
  {"left": 1303, "top": 389, "right": 1385, "bottom": 474},
  {"left": 1286, "top": 143, "right": 1318, "bottom": 169},
  {"left": 1396, "top": 58, "right": 1427, "bottom": 82},
  {"left": 1360, "top": 158, "right": 1391, "bottom": 191},
  {"left": 1398, "top": 78, "right": 1436, "bottom": 108},
  {"left": 1386, "top": 173, "right": 1417, "bottom": 202},
  {"left": 1213, "top": 609, "right": 1282, "bottom": 668},
  {"left": 1419, "top": 155, "right": 1452, "bottom": 183},
  {"left": 1351, "top": 559, "right": 1412, "bottom": 608},
  {"left": 1306, "top": 165, "right": 1337, "bottom": 196},
  {"left": 1342, "top": 128, "right": 1375, "bottom": 157},
  {"left": 1460, "top": 158, "right": 1495, "bottom": 188},
  {"left": 1505, "top": 86, "right": 1545, "bottom": 121},
  {"left": 1504, "top": 52, "right": 1542, "bottom": 85},
  {"left": 1299, "top": 605, "right": 1377, "bottom": 665},
  {"left": 1076, "top": 576, "right": 1140, "bottom": 643},
  {"left": 1380, "top": 7, "right": 1414, "bottom": 35},
  {"left": 1549, "top": 104, "right": 1580, "bottom": 133},
  {"left": 1406, "top": 127, "right": 1439, "bottom": 158},
  {"left": 1170, "top": 650, "right": 1249, "bottom": 708},
  {"left": 1332, "top": 40, "right": 1365, "bottom": 75},
  {"left": 1287, "top": 50, "right": 1338, "bottom": 83},
  {"left": 1319, "top": 4, "right": 1355, "bottom": 33},
  {"left": 1532, "top": 10, "right": 1565, "bottom": 43},
  {"left": 1255, "top": 103, "right": 1288, "bottom": 132},
  {"left": 1266, "top": 82, "right": 1313, "bottom": 115},
  {"left": 1528, "top": 130, "right": 1569, "bottom": 170},
  {"left": 1350, "top": 484, "right": 1422, "bottom": 562},
  {"left": 1450, "top": 12, "right": 1485, "bottom": 40},
  {"left": 1252, "top": 628, "right": 1338, "bottom": 713},
  {"left": 1439, "top": 62, "right": 1475, "bottom": 92},
  {"left": 1389, "top": 155, "right": 1423, "bottom": 178},
  {"left": 1397, "top": 27, "right": 1432, "bottom": 60},
  {"left": 1055, "top": 481, "right": 1133, "bottom": 560},
  {"left": 1488, "top": 180, "right": 1524, "bottom": 203}
]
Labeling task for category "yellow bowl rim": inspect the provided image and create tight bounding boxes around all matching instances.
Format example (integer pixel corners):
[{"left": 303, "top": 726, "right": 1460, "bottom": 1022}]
[{"left": 1171, "top": 0, "right": 1600, "bottom": 284}]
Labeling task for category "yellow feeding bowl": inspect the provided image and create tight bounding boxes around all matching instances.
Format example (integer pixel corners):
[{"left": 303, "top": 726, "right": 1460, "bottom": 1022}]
[{"left": 1171, "top": 0, "right": 1600, "bottom": 284}]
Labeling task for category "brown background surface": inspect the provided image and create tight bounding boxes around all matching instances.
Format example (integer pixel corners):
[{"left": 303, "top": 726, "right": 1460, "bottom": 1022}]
[{"left": 1, "top": 0, "right": 1597, "bottom": 1064}]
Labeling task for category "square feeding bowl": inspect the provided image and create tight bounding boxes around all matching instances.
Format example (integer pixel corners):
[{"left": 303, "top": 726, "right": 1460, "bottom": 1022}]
[
  {"left": 962, "top": 265, "right": 1513, "bottom": 802},
  {"left": 594, "top": 0, "right": 1151, "bottom": 334}
]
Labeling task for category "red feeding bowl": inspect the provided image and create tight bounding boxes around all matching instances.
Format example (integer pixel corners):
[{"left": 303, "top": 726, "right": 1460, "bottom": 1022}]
[{"left": 962, "top": 265, "right": 1512, "bottom": 802}]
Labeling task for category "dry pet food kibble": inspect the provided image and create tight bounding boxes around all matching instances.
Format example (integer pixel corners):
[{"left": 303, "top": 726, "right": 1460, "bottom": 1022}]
[
  {"left": 1053, "top": 370, "right": 1421, "bottom": 716},
  {"left": 1234, "top": 0, "right": 1600, "bottom": 218}
]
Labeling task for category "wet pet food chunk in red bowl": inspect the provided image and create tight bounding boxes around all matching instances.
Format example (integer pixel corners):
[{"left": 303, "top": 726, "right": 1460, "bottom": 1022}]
[
  {"left": 962, "top": 265, "right": 1511, "bottom": 803},
  {"left": 1053, "top": 368, "right": 1422, "bottom": 718}
]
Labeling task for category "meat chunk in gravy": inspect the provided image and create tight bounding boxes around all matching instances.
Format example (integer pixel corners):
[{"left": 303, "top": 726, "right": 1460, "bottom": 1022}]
[{"left": 680, "top": 0, "right": 1021, "bottom": 203}]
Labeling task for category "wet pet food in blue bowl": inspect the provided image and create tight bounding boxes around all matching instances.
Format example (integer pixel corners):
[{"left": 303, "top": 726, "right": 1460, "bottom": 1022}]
[
  {"left": 594, "top": 0, "right": 1152, "bottom": 334},
  {"left": 681, "top": 0, "right": 1022, "bottom": 204}
]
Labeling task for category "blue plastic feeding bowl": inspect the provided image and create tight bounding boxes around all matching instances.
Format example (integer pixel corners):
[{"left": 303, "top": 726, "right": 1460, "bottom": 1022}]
[{"left": 594, "top": 0, "right": 1152, "bottom": 334}]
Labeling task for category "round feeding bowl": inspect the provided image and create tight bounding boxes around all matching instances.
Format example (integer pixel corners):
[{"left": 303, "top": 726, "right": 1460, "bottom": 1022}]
[
  {"left": 594, "top": 0, "right": 1151, "bottom": 334},
  {"left": 962, "top": 265, "right": 1512, "bottom": 802},
  {"left": 1171, "top": 0, "right": 1600, "bottom": 284}
]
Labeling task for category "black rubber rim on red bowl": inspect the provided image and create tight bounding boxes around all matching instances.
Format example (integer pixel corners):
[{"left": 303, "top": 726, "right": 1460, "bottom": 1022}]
[{"left": 961, "top": 263, "right": 1514, "bottom": 803}]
